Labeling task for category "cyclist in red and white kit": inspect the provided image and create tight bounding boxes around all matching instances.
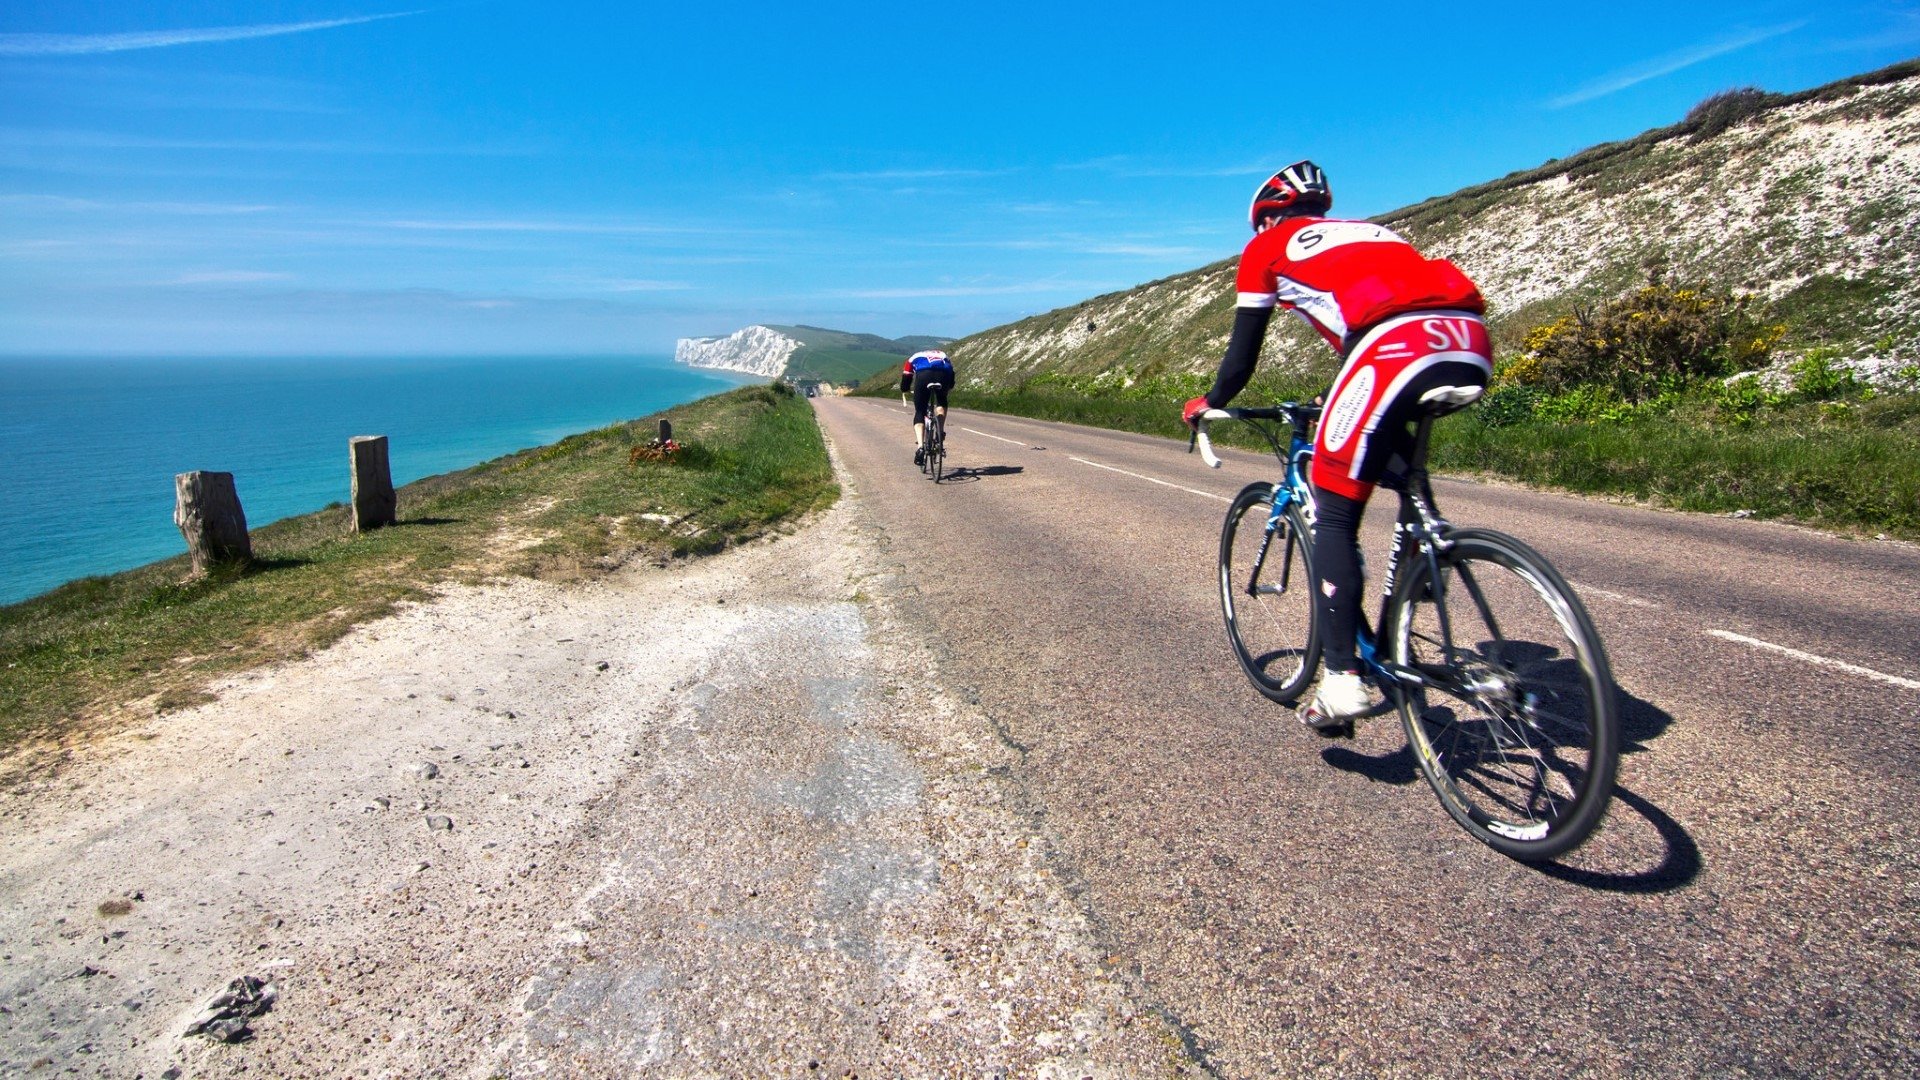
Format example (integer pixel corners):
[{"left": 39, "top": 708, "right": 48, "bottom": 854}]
[{"left": 1183, "top": 160, "right": 1491, "bottom": 729}]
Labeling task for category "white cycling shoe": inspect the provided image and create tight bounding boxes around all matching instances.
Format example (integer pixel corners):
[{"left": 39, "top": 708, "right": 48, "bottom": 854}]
[{"left": 1302, "top": 670, "right": 1371, "bottom": 733}]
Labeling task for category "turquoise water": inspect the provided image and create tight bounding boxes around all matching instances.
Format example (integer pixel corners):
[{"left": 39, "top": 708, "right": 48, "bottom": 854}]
[{"left": 0, "top": 355, "right": 758, "bottom": 606}]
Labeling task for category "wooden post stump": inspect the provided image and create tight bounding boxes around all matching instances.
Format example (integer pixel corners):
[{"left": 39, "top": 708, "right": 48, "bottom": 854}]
[
  {"left": 657, "top": 419, "right": 672, "bottom": 443},
  {"left": 350, "top": 435, "right": 396, "bottom": 532},
  {"left": 173, "top": 471, "right": 251, "bottom": 576}
]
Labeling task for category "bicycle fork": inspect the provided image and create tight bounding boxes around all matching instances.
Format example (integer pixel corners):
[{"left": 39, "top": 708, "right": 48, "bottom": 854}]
[{"left": 1246, "top": 495, "right": 1300, "bottom": 598}]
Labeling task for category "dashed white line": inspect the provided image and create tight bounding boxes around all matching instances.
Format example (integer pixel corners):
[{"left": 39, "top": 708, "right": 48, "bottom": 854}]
[
  {"left": 1705, "top": 629, "right": 1920, "bottom": 691},
  {"left": 1069, "top": 456, "right": 1231, "bottom": 503},
  {"left": 861, "top": 401, "right": 1920, "bottom": 697},
  {"left": 959, "top": 427, "right": 1029, "bottom": 447}
]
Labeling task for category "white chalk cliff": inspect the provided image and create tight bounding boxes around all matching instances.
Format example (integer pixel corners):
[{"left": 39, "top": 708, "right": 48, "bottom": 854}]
[{"left": 674, "top": 325, "right": 800, "bottom": 378}]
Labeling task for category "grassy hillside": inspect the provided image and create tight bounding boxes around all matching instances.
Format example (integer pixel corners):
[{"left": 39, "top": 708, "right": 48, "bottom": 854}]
[
  {"left": 0, "top": 384, "right": 836, "bottom": 759},
  {"left": 768, "top": 324, "right": 953, "bottom": 384},
  {"left": 787, "top": 347, "right": 913, "bottom": 385}
]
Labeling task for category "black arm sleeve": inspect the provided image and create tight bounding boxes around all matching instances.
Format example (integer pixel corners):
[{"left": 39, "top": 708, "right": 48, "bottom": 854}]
[
  {"left": 1204, "top": 305, "right": 1275, "bottom": 408},
  {"left": 899, "top": 371, "right": 911, "bottom": 394}
]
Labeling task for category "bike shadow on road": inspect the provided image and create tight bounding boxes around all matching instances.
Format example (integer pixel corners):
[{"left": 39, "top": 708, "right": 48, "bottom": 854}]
[
  {"left": 933, "top": 465, "right": 1025, "bottom": 484},
  {"left": 1317, "top": 658, "right": 1699, "bottom": 892},
  {"left": 1533, "top": 687, "right": 1699, "bottom": 893}
]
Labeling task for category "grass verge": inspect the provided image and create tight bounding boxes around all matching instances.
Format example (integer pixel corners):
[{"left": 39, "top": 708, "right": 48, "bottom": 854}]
[
  {"left": 906, "top": 384, "right": 1920, "bottom": 539},
  {"left": 0, "top": 383, "right": 836, "bottom": 758}
]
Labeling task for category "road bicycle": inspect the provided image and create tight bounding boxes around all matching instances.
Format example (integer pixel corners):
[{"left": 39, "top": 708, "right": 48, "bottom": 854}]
[
  {"left": 923, "top": 407, "right": 948, "bottom": 483},
  {"left": 1193, "top": 402, "right": 1619, "bottom": 861}
]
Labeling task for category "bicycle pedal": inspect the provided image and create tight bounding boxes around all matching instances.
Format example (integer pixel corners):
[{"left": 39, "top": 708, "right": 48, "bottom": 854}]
[{"left": 1297, "top": 704, "right": 1355, "bottom": 739}]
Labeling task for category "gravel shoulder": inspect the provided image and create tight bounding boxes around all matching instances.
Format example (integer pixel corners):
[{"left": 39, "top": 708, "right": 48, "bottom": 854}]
[{"left": 0, "top": 432, "right": 1190, "bottom": 1077}]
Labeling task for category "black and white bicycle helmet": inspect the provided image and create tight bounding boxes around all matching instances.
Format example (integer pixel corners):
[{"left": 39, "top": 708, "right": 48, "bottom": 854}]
[{"left": 1249, "top": 160, "right": 1332, "bottom": 230}]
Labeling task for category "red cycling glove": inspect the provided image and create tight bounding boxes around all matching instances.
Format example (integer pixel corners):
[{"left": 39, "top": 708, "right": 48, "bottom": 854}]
[{"left": 1182, "top": 396, "right": 1211, "bottom": 429}]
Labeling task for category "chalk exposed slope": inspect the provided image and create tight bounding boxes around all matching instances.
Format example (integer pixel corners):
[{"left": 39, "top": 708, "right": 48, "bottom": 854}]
[
  {"left": 675, "top": 324, "right": 803, "bottom": 378},
  {"left": 678, "top": 325, "right": 953, "bottom": 384}
]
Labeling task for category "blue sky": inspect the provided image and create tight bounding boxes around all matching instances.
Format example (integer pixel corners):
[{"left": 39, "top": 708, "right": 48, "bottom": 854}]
[{"left": 2, "top": 1, "right": 1917, "bottom": 355}]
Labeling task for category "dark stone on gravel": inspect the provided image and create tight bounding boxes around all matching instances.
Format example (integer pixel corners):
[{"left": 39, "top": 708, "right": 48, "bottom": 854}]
[
  {"left": 426, "top": 815, "right": 453, "bottom": 832},
  {"left": 184, "top": 975, "right": 276, "bottom": 1042}
]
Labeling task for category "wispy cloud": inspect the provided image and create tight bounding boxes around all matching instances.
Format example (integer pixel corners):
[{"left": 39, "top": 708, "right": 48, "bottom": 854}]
[
  {"left": 825, "top": 279, "right": 1110, "bottom": 300},
  {"left": 0, "top": 11, "right": 421, "bottom": 57},
  {"left": 1548, "top": 22, "right": 1808, "bottom": 108},
  {"left": 815, "top": 167, "right": 1016, "bottom": 182},
  {"left": 1056, "top": 154, "right": 1270, "bottom": 179},
  {"left": 0, "top": 193, "right": 277, "bottom": 214},
  {"left": 0, "top": 128, "right": 530, "bottom": 157},
  {"left": 1056, "top": 155, "right": 1133, "bottom": 172},
  {"left": 926, "top": 232, "right": 1210, "bottom": 260},
  {"left": 585, "top": 278, "right": 694, "bottom": 293},
  {"left": 161, "top": 270, "right": 293, "bottom": 285},
  {"left": 373, "top": 217, "right": 683, "bottom": 235},
  {"left": 1820, "top": 6, "right": 1920, "bottom": 51}
]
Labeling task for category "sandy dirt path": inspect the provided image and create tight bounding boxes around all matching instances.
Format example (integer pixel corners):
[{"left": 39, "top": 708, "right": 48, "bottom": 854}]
[{"left": 0, "top": 433, "right": 1189, "bottom": 1077}]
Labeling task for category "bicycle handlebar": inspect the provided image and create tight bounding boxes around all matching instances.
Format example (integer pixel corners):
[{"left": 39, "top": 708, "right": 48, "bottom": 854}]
[
  {"left": 1192, "top": 409, "right": 1233, "bottom": 469},
  {"left": 1189, "top": 402, "right": 1323, "bottom": 469}
]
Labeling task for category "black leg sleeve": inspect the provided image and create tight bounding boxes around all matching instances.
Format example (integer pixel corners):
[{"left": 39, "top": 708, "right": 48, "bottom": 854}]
[
  {"left": 1313, "top": 487, "right": 1368, "bottom": 675},
  {"left": 1205, "top": 305, "right": 1276, "bottom": 407}
]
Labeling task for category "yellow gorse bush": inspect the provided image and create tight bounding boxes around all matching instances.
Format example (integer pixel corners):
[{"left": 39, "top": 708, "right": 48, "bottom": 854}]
[{"left": 1510, "top": 282, "right": 1780, "bottom": 402}]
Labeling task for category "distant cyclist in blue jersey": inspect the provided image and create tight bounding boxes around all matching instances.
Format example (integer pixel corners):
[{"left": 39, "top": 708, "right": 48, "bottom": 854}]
[{"left": 900, "top": 350, "right": 955, "bottom": 466}]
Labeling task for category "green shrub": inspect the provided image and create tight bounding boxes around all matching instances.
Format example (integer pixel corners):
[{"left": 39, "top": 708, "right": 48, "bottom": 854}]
[
  {"left": 1713, "top": 373, "right": 1787, "bottom": 427},
  {"left": 1683, "top": 87, "right": 1781, "bottom": 141},
  {"left": 1511, "top": 283, "right": 1783, "bottom": 403},
  {"left": 1475, "top": 385, "right": 1542, "bottom": 427},
  {"left": 1787, "top": 348, "right": 1859, "bottom": 401}
]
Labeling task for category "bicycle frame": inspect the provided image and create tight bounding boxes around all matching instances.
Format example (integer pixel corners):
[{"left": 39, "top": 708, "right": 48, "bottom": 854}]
[{"left": 1202, "top": 406, "right": 1460, "bottom": 703}]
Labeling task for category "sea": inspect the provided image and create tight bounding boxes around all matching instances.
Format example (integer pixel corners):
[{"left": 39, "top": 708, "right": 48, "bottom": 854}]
[{"left": 0, "top": 355, "right": 760, "bottom": 606}]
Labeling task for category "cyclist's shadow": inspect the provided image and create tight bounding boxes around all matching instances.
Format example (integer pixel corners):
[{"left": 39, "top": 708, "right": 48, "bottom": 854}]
[
  {"left": 1319, "top": 644, "right": 1698, "bottom": 892},
  {"left": 935, "top": 465, "right": 1024, "bottom": 484}
]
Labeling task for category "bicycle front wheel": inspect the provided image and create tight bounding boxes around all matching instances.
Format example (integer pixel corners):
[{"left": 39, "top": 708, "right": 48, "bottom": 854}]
[
  {"left": 1390, "top": 529, "right": 1619, "bottom": 861},
  {"left": 1219, "top": 482, "right": 1321, "bottom": 705}
]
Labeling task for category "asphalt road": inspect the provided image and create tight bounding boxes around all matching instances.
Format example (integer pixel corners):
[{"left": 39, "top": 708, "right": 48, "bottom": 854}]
[{"left": 815, "top": 395, "right": 1920, "bottom": 1078}]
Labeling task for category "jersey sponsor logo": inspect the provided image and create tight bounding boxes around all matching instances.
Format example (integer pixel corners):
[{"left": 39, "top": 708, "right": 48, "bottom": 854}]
[
  {"left": 1423, "top": 317, "right": 1482, "bottom": 352},
  {"left": 1321, "top": 365, "right": 1375, "bottom": 453},
  {"left": 1285, "top": 221, "right": 1405, "bottom": 262}
]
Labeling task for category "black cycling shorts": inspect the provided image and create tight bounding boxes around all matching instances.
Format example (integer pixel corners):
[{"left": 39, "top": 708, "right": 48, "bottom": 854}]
[{"left": 912, "top": 368, "right": 952, "bottom": 425}]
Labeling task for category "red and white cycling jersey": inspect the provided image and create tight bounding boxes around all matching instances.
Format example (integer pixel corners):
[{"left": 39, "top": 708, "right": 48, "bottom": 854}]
[{"left": 1235, "top": 217, "right": 1484, "bottom": 348}]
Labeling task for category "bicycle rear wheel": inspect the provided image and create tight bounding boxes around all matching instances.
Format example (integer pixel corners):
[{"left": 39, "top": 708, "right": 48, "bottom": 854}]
[
  {"left": 1389, "top": 529, "right": 1618, "bottom": 861},
  {"left": 930, "top": 419, "right": 945, "bottom": 482},
  {"left": 1219, "top": 482, "right": 1320, "bottom": 705}
]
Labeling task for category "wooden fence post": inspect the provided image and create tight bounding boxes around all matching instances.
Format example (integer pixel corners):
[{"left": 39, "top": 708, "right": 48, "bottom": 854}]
[
  {"left": 173, "top": 471, "right": 251, "bottom": 576},
  {"left": 350, "top": 436, "right": 396, "bottom": 532}
]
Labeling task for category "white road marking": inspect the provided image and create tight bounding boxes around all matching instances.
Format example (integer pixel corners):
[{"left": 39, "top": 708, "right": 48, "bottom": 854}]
[
  {"left": 1069, "top": 456, "right": 1231, "bottom": 503},
  {"left": 1705, "top": 629, "right": 1920, "bottom": 691},
  {"left": 960, "top": 427, "right": 1029, "bottom": 447},
  {"left": 1573, "top": 584, "right": 1661, "bottom": 609}
]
